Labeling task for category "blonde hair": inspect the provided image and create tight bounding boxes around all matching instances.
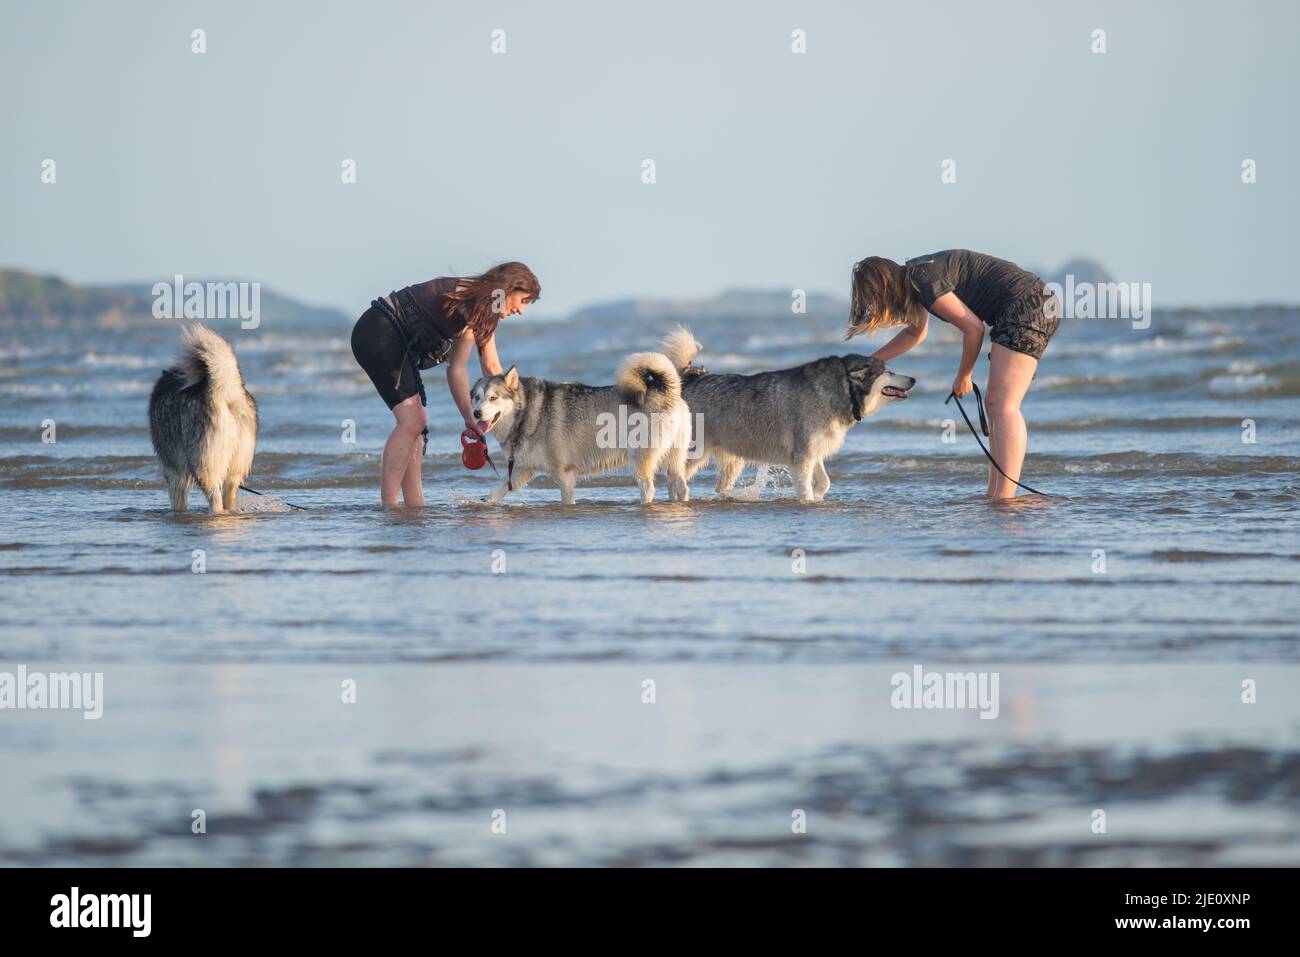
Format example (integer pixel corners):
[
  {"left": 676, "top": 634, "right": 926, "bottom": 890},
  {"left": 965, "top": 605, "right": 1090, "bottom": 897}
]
[{"left": 847, "top": 256, "right": 924, "bottom": 338}]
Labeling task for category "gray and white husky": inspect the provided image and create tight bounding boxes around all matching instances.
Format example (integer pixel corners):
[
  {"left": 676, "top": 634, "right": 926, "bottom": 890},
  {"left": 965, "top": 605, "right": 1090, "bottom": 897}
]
[
  {"left": 470, "top": 352, "right": 692, "bottom": 505},
  {"left": 660, "top": 327, "right": 915, "bottom": 502},
  {"left": 148, "top": 323, "right": 258, "bottom": 513}
]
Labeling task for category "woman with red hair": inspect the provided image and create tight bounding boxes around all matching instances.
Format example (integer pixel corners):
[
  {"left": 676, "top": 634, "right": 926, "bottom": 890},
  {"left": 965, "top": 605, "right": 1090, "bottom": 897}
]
[{"left": 351, "top": 261, "right": 540, "bottom": 507}]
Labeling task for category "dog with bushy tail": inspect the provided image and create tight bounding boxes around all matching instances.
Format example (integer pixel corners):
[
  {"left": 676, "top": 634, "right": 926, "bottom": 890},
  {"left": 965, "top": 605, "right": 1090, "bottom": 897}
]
[{"left": 148, "top": 323, "right": 258, "bottom": 513}]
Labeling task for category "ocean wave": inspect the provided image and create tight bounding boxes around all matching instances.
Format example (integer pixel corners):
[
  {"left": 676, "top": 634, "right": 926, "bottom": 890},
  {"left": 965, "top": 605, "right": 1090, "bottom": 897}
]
[
  {"left": 5, "top": 449, "right": 1296, "bottom": 491},
  {"left": 236, "top": 333, "right": 348, "bottom": 353},
  {"left": 0, "top": 343, "right": 70, "bottom": 360},
  {"left": 80, "top": 351, "right": 159, "bottom": 370},
  {"left": 741, "top": 331, "right": 844, "bottom": 350},
  {"left": 0, "top": 451, "right": 427, "bottom": 490},
  {"left": 1150, "top": 549, "right": 1300, "bottom": 563},
  {"left": 0, "top": 423, "right": 144, "bottom": 440},
  {"left": 831, "top": 449, "right": 1300, "bottom": 478},
  {"left": 0, "top": 378, "right": 153, "bottom": 398},
  {"left": 1034, "top": 373, "right": 1134, "bottom": 391},
  {"left": 268, "top": 356, "right": 360, "bottom": 376},
  {"left": 1209, "top": 372, "right": 1282, "bottom": 394},
  {"left": 1103, "top": 334, "right": 1246, "bottom": 357},
  {"left": 1030, "top": 366, "right": 1300, "bottom": 398},
  {"left": 872, "top": 415, "right": 1250, "bottom": 433},
  {"left": 697, "top": 352, "right": 770, "bottom": 371},
  {"left": 1044, "top": 334, "right": 1248, "bottom": 359}
]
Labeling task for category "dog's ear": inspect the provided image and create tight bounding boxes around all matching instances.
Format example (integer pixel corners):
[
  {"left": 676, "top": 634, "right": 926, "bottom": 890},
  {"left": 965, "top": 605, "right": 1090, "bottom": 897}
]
[
  {"left": 846, "top": 356, "right": 884, "bottom": 382},
  {"left": 504, "top": 365, "right": 519, "bottom": 388}
]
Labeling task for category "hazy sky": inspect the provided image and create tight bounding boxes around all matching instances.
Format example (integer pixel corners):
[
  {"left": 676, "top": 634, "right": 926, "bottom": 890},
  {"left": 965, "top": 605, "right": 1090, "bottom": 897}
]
[{"left": 2, "top": 0, "right": 1297, "bottom": 316}]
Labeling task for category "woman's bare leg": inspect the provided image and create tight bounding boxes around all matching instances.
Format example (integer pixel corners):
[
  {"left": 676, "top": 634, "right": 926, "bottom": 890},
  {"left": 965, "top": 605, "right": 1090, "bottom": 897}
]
[
  {"left": 401, "top": 436, "right": 425, "bottom": 506},
  {"left": 381, "top": 396, "right": 426, "bottom": 507},
  {"left": 984, "top": 344, "right": 1038, "bottom": 499}
]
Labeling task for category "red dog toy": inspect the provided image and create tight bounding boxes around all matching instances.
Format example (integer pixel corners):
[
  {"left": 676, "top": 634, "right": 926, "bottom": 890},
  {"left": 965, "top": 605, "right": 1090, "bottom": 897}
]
[{"left": 460, "top": 428, "right": 498, "bottom": 474}]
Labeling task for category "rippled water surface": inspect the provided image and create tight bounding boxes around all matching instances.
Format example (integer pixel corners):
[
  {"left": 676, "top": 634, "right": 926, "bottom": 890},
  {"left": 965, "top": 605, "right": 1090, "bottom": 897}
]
[
  {"left": 1, "top": 306, "right": 1297, "bottom": 865},
  {"left": 3, "top": 306, "right": 1297, "bottom": 663}
]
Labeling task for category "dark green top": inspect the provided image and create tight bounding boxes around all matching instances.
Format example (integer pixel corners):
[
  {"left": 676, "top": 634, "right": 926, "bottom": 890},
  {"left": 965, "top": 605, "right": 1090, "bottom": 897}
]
[{"left": 905, "top": 250, "right": 1041, "bottom": 325}]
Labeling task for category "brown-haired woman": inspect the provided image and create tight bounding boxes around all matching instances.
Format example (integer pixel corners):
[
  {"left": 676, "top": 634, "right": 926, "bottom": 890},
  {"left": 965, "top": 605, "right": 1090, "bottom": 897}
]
[
  {"left": 351, "top": 261, "right": 540, "bottom": 507},
  {"left": 847, "top": 250, "right": 1060, "bottom": 499}
]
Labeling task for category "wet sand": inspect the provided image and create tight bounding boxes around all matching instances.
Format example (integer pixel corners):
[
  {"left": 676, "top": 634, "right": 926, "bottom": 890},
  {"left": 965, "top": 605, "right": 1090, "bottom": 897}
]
[{"left": 2, "top": 662, "right": 1297, "bottom": 866}]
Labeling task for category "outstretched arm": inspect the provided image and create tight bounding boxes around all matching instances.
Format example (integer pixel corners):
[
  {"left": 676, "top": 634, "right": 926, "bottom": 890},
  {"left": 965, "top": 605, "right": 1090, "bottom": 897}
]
[
  {"left": 476, "top": 332, "right": 504, "bottom": 377},
  {"left": 870, "top": 316, "right": 928, "bottom": 361},
  {"left": 929, "top": 292, "right": 984, "bottom": 397},
  {"left": 446, "top": 330, "right": 480, "bottom": 431}
]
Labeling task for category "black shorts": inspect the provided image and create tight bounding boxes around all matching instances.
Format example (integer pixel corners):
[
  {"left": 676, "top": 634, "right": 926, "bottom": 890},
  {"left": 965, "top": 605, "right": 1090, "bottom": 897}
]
[
  {"left": 351, "top": 305, "right": 423, "bottom": 409},
  {"left": 989, "top": 284, "right": 1061, "bottom": 361}
]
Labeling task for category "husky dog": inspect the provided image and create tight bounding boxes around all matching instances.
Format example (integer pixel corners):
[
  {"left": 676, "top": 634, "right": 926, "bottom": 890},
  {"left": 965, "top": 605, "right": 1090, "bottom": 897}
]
[
  {"left": 148, "top": 323, "right": 258, "bottom": 513},
  {"left": 660, "top": 326, "right": 914, "bottom": 502},
  {"left": 470, "top": 352, "right": 691, "bottom": 505}
]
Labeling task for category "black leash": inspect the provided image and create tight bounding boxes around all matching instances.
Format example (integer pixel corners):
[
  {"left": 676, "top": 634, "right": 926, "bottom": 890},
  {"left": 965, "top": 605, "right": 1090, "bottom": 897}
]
[
  {"left": 239, "top": 484, "right": 308, "bottom": 510},
  {"left": 945, "top": 382, "right": 1049, "bottom": 498},
  {"left": 502, "top": 406, "right": 527, "bottom": 492}
]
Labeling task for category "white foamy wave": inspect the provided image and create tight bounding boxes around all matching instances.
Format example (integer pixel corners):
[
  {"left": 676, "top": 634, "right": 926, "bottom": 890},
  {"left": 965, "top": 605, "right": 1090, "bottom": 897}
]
[
  {"left": 101, "top": 379, "right": 152, "bottom": 394},
  {"left": 741, "top": 332, "right": 841, "bottom": 350},
  {"left": 0, "top": 382, "right": 68, "bottom": 397},
  {"left": 1103, "top": 335, "right": 1243, "bottom": 358},
  {"left": 0, "top": 344, "right": 65, "bottom": 361},
  {"left": 1035, "top": 373, "right": 1132, "bottom": 390},
  {"left": 0, "top": 379, "right": 152, "bottom": 397},
  {"left": 1209, "top": 373, "right": 1279, "bottom": 394},
  {"left": 269, "top": 357, "right": 358, "bottom": 376},
  {"left": 236, "top": 334, "right": 348, "bottom": 353},
  {"left": 706, "top": 352, "right": 767, "bottom": 371},
  {"left": 81, "top": 351, "right": 157, "bottom": 369}
]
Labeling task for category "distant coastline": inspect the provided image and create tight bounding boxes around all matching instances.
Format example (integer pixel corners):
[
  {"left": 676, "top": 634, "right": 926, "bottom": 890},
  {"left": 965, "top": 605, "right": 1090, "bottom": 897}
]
[{"left": 1, "top": 260, "right": 1285, "bottom": 330}]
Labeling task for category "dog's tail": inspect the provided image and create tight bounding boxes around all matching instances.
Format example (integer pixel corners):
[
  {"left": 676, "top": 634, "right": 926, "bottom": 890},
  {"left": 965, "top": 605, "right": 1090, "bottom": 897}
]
[
  {"left": 174, "top": 323, "right": 249, "bottom": 404},
  {"left": 658, "top": 324, "right": 702, "bottom": 376},
  {"left": 616, "top": 351, "right": 682, "bottom": 412}
]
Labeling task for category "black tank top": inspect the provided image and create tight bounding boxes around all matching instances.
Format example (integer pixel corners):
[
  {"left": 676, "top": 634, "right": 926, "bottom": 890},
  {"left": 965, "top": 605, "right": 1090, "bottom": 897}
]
[{"left": 391, "top": 277, "right": 469, "bottom": 352}]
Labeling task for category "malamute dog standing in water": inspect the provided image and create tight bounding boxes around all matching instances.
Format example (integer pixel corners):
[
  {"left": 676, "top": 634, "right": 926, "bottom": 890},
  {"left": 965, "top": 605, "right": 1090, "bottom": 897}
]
[
  {"left": 470, "top": 351, "right": 692, "bottom": 505},
  {"left": 659, "top": 326, "right": 914, "bottom": 502},
  {"left": 148, "top": 323, "right": 258, "bottom": 513}
]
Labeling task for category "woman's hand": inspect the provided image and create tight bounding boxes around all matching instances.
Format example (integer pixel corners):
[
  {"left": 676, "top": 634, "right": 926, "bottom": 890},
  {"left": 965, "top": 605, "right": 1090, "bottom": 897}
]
[
  {"left": 951, "top": 372, "right": 974, "bottom": 398},
  {"left": 463, "top": 416, "right": 486, "bottom": 439}
]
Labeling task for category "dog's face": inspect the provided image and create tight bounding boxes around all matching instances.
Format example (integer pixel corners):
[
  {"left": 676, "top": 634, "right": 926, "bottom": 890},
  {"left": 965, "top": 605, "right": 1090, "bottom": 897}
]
[
  {"left": 470, "top": 365, "right": 522, "bottom": 433},
  {"left": 846, "top": 356, "right": 915, "bottom": 419}
]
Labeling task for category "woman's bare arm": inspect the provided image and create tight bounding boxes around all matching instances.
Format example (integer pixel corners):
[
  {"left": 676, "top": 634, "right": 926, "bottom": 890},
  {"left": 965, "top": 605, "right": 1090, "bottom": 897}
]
[
  {"left": 870, "top": 316, "right": 929, "bottom": 361},
  {"left": 476, "top": 332, "right": 504, "bottom": 377},
  {"left": 446, "top": 330, "right": 479, "bottom": 428},
  {"left": 928, "top": 292, "right": 985, "bottom": 396}
]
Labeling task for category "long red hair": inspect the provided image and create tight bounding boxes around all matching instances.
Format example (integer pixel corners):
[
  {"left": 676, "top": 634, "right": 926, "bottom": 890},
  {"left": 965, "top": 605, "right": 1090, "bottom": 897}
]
[{"left": 442, "top": 262, "right": 540, "bottom": 346}]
